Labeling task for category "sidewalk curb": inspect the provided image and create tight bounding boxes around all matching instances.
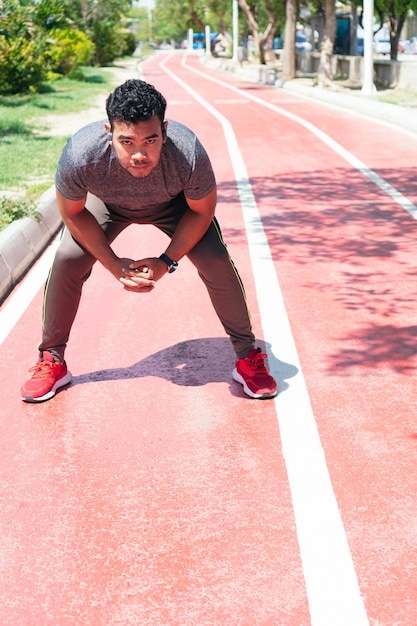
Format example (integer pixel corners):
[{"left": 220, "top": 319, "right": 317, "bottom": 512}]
[
  {"left": 203, "top": 56, "right": 417, "bottom": 135},
  {"left": 277, "top": 79, "right": 417, "bottom": 135},
  {"left": 0, "top": 186, "right": 61, "bottom": 303}
]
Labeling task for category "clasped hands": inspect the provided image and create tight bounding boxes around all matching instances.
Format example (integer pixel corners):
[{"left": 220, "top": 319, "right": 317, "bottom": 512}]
[{"left": 115, "top": 256, "right": 168, "bottom": 293}]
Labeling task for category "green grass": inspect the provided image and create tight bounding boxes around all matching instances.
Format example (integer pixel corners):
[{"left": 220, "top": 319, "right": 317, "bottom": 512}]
[
  {"left": 0, "top": 197, "right": 39, "bottom": 231},
  {"left": 378, "top": 87, "right": 417, "bottom": 106},
  {"left": 0, "top": 66, "right": 113, "bottom": 119},
  {"left": 0, "top": 133, "right": 68, "bottom": 192},
  {"left": 0, "top": 66, "right": 118, "bottom": 230}
]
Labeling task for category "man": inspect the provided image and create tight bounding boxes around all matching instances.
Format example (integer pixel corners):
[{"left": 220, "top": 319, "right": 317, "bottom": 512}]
[{"left": 21, "top": 79, "right": 277, "bottom": 402}]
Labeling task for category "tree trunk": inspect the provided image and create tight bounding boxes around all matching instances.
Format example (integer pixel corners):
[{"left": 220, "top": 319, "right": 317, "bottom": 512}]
[
  {"left": 389, "top": 10, "right": 407, "bottom": 61},
  {"left": 282, "top": 0, "right": 297, "bottom": 80},
  {"left": 257, "top": 20, "right": 276, "bottom": 64},
  {"left": 238, "top": 0, "right": 260, "bottom": 61},
  {"left": 238, "top": 0, "right": 276, "bottom": 65},
  {"left": 317, "top": 36, "right": 333, "bottom": 87},
  {"left": 317, "top": 0, "right": 336, "bottom": 86},
  {"left": 323, "top": 0, "right": 336, "bottom": 43},
  {"left": 350, "top": 2, "right": 357, "bottom": 55}
]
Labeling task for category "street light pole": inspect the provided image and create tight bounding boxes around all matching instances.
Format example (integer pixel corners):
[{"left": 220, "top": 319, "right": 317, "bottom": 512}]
[
  {"left": 232, "top": 0, "right": 238, "bottom": 62},
  {"left": 361, "top": 0, "right": 377, "bottom": 97},
  {"left": 205, "top": 24, "right": 212, "bottom": 57}
]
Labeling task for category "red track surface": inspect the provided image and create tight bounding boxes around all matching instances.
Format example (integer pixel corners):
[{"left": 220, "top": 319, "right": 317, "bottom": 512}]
[{"left": 1, "top": 51, "right": 417, "bottom": 625}]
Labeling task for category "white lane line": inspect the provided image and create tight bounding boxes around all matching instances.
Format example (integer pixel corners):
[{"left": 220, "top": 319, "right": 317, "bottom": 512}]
[
  {"left": 214, "top": 99, "right": 248, "bottom": 104},
  {"left": 184, "top": 57, "right": 417, "bottom": 220},
  {"left": 158, "top": 53, "right": 370, "bottom": 625},
  {"left": 0, "top": 239, "right": 59, "bottom": 347}
]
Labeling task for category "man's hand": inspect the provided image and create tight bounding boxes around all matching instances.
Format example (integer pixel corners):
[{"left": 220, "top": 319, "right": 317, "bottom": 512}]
[
  {"left": 106, "top": 257, "right": 154, "bottom": 293},
  {"left": 118, "top": 257, "right": 168, "bottom": 292}
]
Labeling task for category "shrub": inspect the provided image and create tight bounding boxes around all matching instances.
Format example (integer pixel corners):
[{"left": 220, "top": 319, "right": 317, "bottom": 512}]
[
  {"left": 90, "top": 21, "right": 114, "bottom": 65},
  {"left": 46, "top": 28, "right": 96, "bottom": 76},
  {"left": 90, "top": 20, "right": 130, "bottom": 65},
  {"left": 0, "top": 197, "right": 38, "bottom": 231},
  {"left": 0, "top": 1, "right": 48, "bottom": 93},
  {"left": 120, "top": 29, "right": 137, "bottom": 57},
  {"left": 0, "top": 35, "right": 47, "bottom": 94}
]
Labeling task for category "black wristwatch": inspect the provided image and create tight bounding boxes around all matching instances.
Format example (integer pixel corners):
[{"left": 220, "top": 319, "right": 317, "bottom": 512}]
[{"left": 159, "top": 253, "right": 178, "bottom": 273}]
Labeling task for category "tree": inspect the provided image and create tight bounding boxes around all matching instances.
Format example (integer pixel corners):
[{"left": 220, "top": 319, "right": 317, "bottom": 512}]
[
  {"left": 152, "top": 0, "right": 233, "bottom": 44},
  {"left": 374, "top": 0, "right": 417, "bottom": 60},
  {"left": 152, "top": 0, "right": 194, "bottom": 43},
  {"left": 33, "top": 0, "right": 71, "bottom": 30},
  {"left": 126, "top": 5, "right": 152, "bottom": 47},
  {"left": 0, "top": 0, "right": 132, "bottom": 93},
  {"left": 53, "top": 0, "right": 132, "bottom": 64},
  {"left": 0, "top": 0, "right": 48, "bottom": 93},
  {"left": 152, "top": 0, "right": 285, "bottom": 62},
  {"left": 237, "top": 0, "right": 284, "bottom": 64}
]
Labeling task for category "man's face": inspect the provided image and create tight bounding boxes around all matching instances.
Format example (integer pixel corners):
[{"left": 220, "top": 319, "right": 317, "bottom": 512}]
[{"left": 105, "top": 118, "right": 167, "bottom": 179}]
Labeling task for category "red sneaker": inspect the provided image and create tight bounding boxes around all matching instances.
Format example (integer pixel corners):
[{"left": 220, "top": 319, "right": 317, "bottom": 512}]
[
  {"left": 233, "top": 348, "right": 277, "bottom": 399},
  {"left": 21, "top": 351, "right": 72, "bottom": 403}
]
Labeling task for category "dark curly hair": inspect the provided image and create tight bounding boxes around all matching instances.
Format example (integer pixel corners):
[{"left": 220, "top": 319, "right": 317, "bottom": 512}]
[{"left": 106, "top": 79, "right": 167, "bottom": 129}]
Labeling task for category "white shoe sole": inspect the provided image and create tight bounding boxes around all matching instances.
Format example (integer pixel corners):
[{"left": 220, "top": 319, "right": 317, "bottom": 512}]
[
  {"left": 232, "top": 368, "right": 277, "bottom": 399},
  {"left": 21, "top": 371, "right": 73, "bottom": 403}
]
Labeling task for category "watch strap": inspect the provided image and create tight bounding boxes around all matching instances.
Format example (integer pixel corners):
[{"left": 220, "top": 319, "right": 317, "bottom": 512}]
[{"left": 159, "top": 253, "right": 178, "bottom": 273}]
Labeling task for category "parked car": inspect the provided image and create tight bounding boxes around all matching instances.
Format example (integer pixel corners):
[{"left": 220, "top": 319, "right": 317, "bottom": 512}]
[
  {"left": 403, "top": 37, "right": 417, "bottom": 54},
  {"left": 373, "top": 39, "right": 391, "bottom": 55},
  {"left": 272, "top": 37, "right": 283, "bottom": 50},
  {"left": 272, "top": 33, "right": 312, "bottom": 52},
  {"left": 296, "top": 33, "right": 312, "bottom": 52}
]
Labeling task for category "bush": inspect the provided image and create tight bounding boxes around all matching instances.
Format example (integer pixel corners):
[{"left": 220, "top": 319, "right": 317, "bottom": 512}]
[
  {"left": 46, "top": 28, "right": 96, "bottom": 75},
  {"left": 90, "top": 21, "right": 132, "bottom": 65},
  {"left": 90, "top": 20, "right": 115, "bottom": 65},
  {"left": 120, "top": 29, "right": 137, "bottom": 57},
  {"left": 0, "top": 35, "right": 47, "bottom": 94},
  {"left": 0, "top": 197, "right": 38, "bottom": 231},
  {"left": 0, "top": 1, "right": 48, "bottom": 94}
]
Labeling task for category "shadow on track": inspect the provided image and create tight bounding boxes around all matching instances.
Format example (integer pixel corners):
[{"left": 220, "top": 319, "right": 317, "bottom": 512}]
[{"left": 70, "top": 337, "right": 298, "bottom": 397}]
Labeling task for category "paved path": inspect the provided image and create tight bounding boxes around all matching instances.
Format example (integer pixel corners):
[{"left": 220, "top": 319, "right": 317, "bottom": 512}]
[{"left": 1, "top": 51, "right": 417, "bottom": 625}]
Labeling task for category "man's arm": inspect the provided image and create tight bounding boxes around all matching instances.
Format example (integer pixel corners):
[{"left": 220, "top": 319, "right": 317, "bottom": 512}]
[
  {"left": 56, "top": 190, "right": 155, "bottom": 292},
  {"left": 164, "top": 186, "right": 217, "bottom": 262}
]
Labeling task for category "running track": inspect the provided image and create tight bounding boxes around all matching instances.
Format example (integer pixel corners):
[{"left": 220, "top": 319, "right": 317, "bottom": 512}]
[{"left": 1, "top": 51, "right": 417, "bottom": 625}]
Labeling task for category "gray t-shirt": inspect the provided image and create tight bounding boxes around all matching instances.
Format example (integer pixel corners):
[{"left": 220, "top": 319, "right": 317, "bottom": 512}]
[{"left": 55, "top": 119, "right": 216, "bottom": 218}]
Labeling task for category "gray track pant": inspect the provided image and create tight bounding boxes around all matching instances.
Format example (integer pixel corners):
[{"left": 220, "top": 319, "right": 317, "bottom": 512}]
[{"left": 39, "top": 194, "right": 256, "bottom": 361}]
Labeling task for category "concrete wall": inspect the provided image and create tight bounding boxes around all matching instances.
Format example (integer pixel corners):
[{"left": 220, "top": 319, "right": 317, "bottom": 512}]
[
  {"left": 296, "top": 51, "right": 417, "bottom": 89},
  {"left": 0, "top": 191, "right": 108, "bottom": 304},
  {"left": 0, "top": 187, "right": 62, "bottom": 303}
]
